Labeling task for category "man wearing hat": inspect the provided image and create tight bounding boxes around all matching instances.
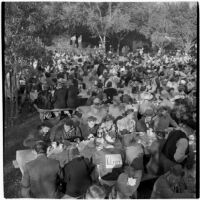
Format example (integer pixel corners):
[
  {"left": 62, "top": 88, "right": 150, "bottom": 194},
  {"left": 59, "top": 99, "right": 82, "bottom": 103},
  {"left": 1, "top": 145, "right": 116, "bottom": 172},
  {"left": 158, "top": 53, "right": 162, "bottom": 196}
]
[
  {"left": 151, "top": 164, "right": 195, "bottom": 198},
  {"left": 136, "top": 109, "right": 155, "bottom": 132}
]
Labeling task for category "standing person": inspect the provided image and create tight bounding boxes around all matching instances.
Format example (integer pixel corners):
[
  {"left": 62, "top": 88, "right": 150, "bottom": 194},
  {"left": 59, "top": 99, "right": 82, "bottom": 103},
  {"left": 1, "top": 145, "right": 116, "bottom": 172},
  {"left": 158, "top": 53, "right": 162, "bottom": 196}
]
[
  {"left": 21, "top": 141, "right": 62, "bottom": 198},
  {"left": 71, "top": 35, "right": 76, "bottom": 48},
  {"left": 78, "top": 35, "right": 82, "bottom": 48},
  {"left": 53, "top": 78, "right": 68, "bottom": 109},
  {"left": 67, "top": 79, "right": 79, "bottom": 109}
]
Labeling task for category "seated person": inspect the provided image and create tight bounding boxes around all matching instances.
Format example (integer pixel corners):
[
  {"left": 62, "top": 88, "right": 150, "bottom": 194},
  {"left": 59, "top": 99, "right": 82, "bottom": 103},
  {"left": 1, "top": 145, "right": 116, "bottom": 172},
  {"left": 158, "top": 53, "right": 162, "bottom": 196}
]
[
  {"left": 51, "top": 119, "right": 83, "bottom": 144},
  {"left": 136, "top": 109, "right": 155, "bottom": 132},
  {"left": 109, "top": 166, "right": 142, "bottom": 199},
  {"left": 79, "top": 116, "right": 99, "bottom": 139},
  {"left": 23, "top": 123, "right": 51, "bottom": 148},
  {"left": 153, "top": 106, "right": 178, "bottom": 131},
  {"left": 151, "top": 164, "right": 195, "bottom": 198},
  {"left": 160, "top": 130, "right": 189, "bottom": 173},
  {"left": 21, "top": 141, "right": 62, "bottom": 198}
]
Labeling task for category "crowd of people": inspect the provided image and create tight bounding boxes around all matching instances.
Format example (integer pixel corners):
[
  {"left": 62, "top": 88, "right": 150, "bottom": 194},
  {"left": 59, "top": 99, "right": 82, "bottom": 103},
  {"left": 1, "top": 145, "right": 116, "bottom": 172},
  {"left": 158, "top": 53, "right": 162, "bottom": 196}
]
[{"left": 19, "top": 47, "right": 196, "bottom": 198}]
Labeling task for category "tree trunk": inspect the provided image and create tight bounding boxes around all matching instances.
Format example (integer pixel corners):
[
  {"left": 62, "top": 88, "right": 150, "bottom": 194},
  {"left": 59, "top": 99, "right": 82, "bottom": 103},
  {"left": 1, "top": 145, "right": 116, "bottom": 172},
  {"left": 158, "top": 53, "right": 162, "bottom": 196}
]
[
  {"left": 103, "top": 36, "right": 106, "bottom": 52},
  {"left": 10, "top": 71, "right": 14, "bottom": 127}
]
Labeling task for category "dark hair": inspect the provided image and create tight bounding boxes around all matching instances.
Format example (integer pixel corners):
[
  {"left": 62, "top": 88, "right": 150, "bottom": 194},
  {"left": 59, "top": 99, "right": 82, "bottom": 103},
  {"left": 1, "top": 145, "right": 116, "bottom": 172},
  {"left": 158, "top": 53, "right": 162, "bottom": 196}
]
[
  {"left": 184, "top": 153, "right": 196, "bottom": 170},
  {"left": 37, "top": 123, "right": 48, "bottom": 131},
  {"left": 34, "top": 141, "right": 47, "bottom": 154},
  {"left": 107, "top": 81, "right": 112, "bottom": 88}
]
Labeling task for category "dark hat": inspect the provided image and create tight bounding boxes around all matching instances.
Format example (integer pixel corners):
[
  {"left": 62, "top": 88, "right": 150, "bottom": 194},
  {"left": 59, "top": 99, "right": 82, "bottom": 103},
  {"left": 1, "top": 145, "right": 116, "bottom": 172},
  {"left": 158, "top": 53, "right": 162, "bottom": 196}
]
[
  {"left": 64, "top": 119, "right": 74, "bottom": 127},
  {"left": 144, "top": 109, "right": 154, "bottom": 117},
  {"left": 87, "top": 116, "right": 97, "bottom": 122}
]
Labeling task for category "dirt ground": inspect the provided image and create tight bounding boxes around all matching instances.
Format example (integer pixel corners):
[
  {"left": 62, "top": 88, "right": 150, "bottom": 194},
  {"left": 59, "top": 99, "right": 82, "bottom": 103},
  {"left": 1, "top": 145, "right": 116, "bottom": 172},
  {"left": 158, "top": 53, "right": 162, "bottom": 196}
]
[{"left": 4, "top": 112, "right": 40, "bottom": 198}]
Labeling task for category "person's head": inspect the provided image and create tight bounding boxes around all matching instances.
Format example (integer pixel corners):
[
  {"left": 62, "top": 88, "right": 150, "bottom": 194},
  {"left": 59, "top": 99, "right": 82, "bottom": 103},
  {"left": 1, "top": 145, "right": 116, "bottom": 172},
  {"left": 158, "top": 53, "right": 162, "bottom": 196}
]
[
  {"left": 102, "top": 115, "right": 114, "bottom": 129},
  {"left": 122, "top": 94, "right": 132, "bottom": 104},
  {"left": 106, "top": 81, "right": 112, "bottom": 88},
  {"left": 113, "top": 95, "right": 121, "bottom": 105},
  {"left": 87, "top": 116, "right": 97, "bottom": 128},
  {"left": 144, "top": 109, "right": 154, "bottom": 123},
  {"left": 37, "top": 124, "right": 50, "bottom": 135},
  {"left": 168, "top": 87, "right": 175, "bottom": 96},
  {"left": 93, "top": 97, "right": 101, "bottom": 106},
  {"left": 34, "top": 141, "right": 48, "bottom": 154},
  {"left": 54, "top": 111, "right": 61, "bottom": 118},
  {"left": 63, "top": 119, "right": 74, "bottom": 132},
  {"left": 85, "top": 184, "right": 106, "bottom": 199},
  {"left": 159, "top": 106, "right": 169, "bottom": 116}
]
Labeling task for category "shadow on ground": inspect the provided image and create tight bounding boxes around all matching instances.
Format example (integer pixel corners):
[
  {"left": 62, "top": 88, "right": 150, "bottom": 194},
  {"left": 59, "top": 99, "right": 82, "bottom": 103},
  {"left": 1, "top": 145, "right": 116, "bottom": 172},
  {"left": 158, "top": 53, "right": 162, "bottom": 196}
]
[{"left": 4, "top": 114, "right": 40, "bottom": 198}]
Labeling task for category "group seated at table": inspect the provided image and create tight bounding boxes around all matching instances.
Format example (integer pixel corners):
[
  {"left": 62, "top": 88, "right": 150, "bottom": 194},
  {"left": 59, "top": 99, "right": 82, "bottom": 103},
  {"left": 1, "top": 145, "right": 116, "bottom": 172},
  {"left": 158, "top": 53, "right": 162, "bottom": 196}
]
[{"left": 17, "top": 49, "right": 196, "bottom": 199}]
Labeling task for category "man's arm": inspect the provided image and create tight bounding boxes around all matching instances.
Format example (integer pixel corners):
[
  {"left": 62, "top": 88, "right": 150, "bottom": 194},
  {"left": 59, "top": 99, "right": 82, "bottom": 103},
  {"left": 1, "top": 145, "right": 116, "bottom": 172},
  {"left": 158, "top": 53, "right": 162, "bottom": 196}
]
[
  {"left": 21, "top": 165, "right": 31, "bottom": 198},
  {"left": 174, "top": 138, "right": 188, "bottom": 163},
  {"left": 169, "top": 115, "right": 178, "bottom": 127}
]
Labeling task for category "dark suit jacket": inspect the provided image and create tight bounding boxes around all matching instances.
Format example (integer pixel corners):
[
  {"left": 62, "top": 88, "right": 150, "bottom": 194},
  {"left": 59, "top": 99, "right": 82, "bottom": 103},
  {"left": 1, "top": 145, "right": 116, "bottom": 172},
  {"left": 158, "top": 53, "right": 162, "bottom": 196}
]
[
  {"left": 136, "top": 117, "right": 154, "bottom": 132},
  {"left": 21, "top": 154, "right": 62, "bottom": 198},
  {"left": 53, "top": 87, "right": 68, "bottom": 109}
]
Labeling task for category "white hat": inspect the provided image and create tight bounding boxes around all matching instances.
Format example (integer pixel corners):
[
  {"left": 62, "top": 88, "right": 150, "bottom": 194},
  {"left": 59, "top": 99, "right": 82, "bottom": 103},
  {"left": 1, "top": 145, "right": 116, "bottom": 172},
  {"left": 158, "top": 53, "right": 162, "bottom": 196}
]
[{"left": 140, "top": 92, "right": 153, "bottom": 100}]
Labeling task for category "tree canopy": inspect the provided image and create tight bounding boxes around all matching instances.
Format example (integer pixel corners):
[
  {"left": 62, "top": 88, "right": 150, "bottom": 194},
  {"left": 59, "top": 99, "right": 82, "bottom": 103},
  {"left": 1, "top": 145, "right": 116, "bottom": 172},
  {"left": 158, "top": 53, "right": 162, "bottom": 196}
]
[{"left": 4, "top": 1, "right": 197, "bottom": 66}]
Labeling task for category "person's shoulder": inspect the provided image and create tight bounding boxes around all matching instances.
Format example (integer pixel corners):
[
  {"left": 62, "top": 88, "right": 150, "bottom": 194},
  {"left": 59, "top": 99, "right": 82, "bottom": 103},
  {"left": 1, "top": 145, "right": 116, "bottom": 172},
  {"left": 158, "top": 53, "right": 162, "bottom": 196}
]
[
  {"left": 47, "top": 157, "right": 60, "bottom": 165},
  {"left": 155, "top": 174, "right": 168, "bottom": 185}
]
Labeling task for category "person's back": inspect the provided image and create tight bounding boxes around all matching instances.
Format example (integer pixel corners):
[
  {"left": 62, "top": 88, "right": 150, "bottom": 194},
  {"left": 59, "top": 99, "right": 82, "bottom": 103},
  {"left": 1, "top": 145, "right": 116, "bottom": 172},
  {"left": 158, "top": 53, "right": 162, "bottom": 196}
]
[
  {"left": 21, "top": 142, "right": 61, "bottom": 198},
  {"left": 54, "top": 87, "right": 68, "bottom": 109},
  {"left": 63, "top": 156, "right": 94, "bottom": 198},
  {"left": 67, "top": 85, "right": 79, "bottom": 108}
]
